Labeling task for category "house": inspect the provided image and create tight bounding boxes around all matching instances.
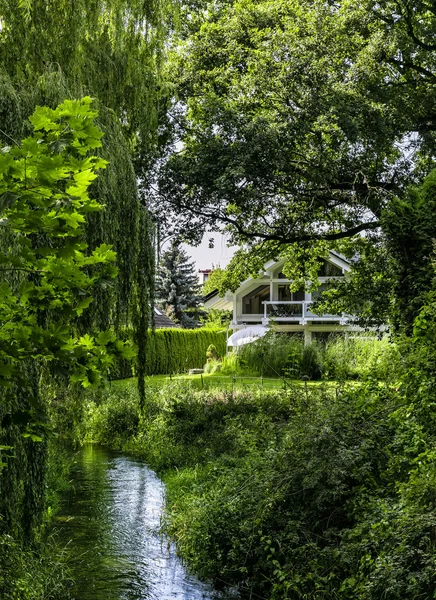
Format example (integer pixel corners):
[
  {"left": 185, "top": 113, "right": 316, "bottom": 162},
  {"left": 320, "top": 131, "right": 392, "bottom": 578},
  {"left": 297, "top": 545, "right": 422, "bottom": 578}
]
[
  {"left": 198, "top": 269, "right": 212, "bottom": 284},
  {"left": 204, "top": 251, "right": 357, "bottom": 344},
  {"left": 153, "top": 306, "right": 180, "bottom": 328}
]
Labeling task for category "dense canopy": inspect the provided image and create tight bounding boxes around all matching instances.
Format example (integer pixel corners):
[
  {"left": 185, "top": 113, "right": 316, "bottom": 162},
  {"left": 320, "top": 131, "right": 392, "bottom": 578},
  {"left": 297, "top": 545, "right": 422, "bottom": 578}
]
[{"left": 155, "top": 0, "right": 436, "bottom": 251}]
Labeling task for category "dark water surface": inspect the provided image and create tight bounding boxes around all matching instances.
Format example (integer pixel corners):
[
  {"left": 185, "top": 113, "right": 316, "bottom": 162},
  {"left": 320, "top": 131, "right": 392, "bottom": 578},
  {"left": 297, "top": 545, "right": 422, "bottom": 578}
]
[{"left": 54, "top": 445, "right": 230, "bottom": 600}]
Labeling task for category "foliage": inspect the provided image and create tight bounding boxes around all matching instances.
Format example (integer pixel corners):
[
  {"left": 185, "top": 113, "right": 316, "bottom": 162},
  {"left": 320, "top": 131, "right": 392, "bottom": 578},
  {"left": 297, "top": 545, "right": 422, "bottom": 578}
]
[
  {"left": 231, "top": 334, "right": 401, "bottom": 382},
  {"left": 311, "top": 237, "right": 393, "bottom": 330},
  {"left": 111, "top": 328, "right": 227, "bottom": 378},
  {"left": 0, "top": 532, "right": 72, "bottom": 599},
  {"left": 0, "top": 0, "right": 160, "bottom": 403},
  {"left": 203, "top": 359, "right": 222, "bottom": 374},
  {"left": 155, "top": 0, "right": 436, "bottom": 250},
  {"left": 315, "top": 172, "right": 436, "bottom": 332},
  {"left": 0, "top": 98, "right": 134, "bottom": 395},
  {"left": 206, "top": 344, "right": 220, "bottom": 361},
  {"left": 143, "top": 328, "right": 226, "bottom": 375},
  {"left": 382, "top": 171, "right": 436, "bottom": 333},
  {"left": 155, "top": 240, "right": 203, "bottom": 327},
  {"left": 220, "top": 352, "right": 239, "bottom": 375},
  {"left": 81, "top": 375, "right": 436, "bottom": 599},
  {"left": 202, "top": 267, "right": 226, "bottom": 295},
  {"left": 0, "top": 99, "right": 137, "bottom": 552},
  {"left": 84, "top": 387, "right": 140, "bottom": 449},
  {"left": 154, "top": 0, "right": 436, "bottom": 335},
  {"left": 200, "top": 308, "right": 232, "bottom": 328},
  {"left": 204, "top": 343, "right": 223, "bottom": 372},
  {"left": 0, "top": 0, "right": 167, "bottom": 593},
  {"left": 0, "top": 0, "right": 169, "bottom": 165},
  {"left": 0, "top": 439, "right": 74, "bottom": 599}
]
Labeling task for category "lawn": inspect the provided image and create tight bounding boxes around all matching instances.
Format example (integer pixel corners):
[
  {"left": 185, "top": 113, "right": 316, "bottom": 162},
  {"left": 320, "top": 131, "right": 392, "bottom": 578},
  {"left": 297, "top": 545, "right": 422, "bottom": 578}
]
[{"left": 110, "top": 372, "right": 336, "bottom": 391}]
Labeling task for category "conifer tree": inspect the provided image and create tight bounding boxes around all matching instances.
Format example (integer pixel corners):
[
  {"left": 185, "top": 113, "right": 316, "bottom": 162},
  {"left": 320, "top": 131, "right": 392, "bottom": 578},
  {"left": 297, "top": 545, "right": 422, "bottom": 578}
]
[{"left": 156, "top": 241, "right": 202, "bottom": 328}]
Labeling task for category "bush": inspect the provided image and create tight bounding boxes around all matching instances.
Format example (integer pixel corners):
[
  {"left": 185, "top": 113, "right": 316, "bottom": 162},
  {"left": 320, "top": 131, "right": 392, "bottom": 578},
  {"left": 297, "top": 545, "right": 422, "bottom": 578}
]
[
  {"left": 203, "top": 359, "right": 222, "bottom": 374},
  {"left": 84, "top": 386, "right": 140, "bottom": 447},
  {"left": 323, "top": 335, "right": 402, "bottom": 381},
  {"left": 220, "top": 353, "right": 239, "bottom": 375},
  {"left": 151, "top": 382, "right": 436, "bottom": 599},
  {"left": 111, "top": 328, "right": 227, "bottom": 378},
  {"left": 80, "top": 375, "right": 436, "bottom": 599},
  {"left": 300, "top": 343, "right": 323, "bottom": 379},
  {"left": 237, "top": 333, "right": 304, "bottom": 377},
  {"left": 229, "top": 333, "right": 401, "bottom": 381}
]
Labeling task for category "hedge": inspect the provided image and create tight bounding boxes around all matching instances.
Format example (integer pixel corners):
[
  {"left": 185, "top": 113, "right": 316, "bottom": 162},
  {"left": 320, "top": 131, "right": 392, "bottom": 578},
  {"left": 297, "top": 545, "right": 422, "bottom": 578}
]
[{"left": 112, "top": 328, "right": 227, "bottom": 379}]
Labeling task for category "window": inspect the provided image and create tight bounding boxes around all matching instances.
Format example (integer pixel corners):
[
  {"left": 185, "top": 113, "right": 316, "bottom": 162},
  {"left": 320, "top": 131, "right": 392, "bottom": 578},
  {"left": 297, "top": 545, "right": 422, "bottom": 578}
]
[
  {"left": 242, "top": 285, "right": 270, "bottom": 314},
  {"left": 311, "top": 282, "right": 329, "bottom": 300},
  {"left": 278, "top": 285, "right": 305, "bottom": 302},
  {"left": 318, "top": 260, "right": 343, "bottom": 277}
]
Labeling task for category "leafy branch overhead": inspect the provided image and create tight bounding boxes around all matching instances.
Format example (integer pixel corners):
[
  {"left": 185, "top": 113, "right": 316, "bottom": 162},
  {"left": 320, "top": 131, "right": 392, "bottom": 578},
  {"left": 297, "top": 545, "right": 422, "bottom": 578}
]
[
  {"left": 0, "top": 98, "right": 135, "bottom": 391},
  {"left": 154, "top": 0, "right": 436, "bottom": 255}
]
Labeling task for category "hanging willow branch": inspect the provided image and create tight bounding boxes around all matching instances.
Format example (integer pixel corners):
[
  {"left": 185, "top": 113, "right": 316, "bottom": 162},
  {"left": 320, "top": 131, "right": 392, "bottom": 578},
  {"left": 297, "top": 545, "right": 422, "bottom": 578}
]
[{"left": 0, "top": 0, "right": 167, "bottom": 540}]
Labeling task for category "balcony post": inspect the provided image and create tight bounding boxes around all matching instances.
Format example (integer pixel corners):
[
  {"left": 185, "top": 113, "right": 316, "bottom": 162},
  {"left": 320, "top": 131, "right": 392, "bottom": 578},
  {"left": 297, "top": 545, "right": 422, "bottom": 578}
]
[{"left": 304, "top": 329, "right": 312, "bottom": 346}]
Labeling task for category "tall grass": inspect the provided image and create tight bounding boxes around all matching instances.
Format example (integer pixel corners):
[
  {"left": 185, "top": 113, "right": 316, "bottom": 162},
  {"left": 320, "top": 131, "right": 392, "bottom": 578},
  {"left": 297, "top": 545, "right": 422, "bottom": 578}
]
[
  {"left": 223, "top": 333, "right": 401, "bottom": 381},
  {"left": 322, "top": 335, "right": 402, "bottom": 380}
]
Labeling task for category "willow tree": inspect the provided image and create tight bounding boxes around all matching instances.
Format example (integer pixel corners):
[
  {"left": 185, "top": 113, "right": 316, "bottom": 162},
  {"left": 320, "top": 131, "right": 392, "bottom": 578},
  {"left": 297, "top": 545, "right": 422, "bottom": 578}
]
[
  {"left": 0, "top": 0, "right": 168, "bottom": 564},
  {"left": 0, "top": 0, "right": 172, "bottom": 387}
]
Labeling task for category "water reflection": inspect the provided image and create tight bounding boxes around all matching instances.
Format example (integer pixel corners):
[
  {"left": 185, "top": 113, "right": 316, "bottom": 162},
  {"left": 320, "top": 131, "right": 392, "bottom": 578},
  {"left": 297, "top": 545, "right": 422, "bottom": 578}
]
[{"left": 54, "top": 445, "right": 228, "bottom": 600}]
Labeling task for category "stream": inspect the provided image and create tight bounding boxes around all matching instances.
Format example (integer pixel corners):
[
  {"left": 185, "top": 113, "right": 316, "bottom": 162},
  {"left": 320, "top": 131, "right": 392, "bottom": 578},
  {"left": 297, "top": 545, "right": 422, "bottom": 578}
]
[{"left": 54, "top": 444, "right": 234, "bottom": 600}]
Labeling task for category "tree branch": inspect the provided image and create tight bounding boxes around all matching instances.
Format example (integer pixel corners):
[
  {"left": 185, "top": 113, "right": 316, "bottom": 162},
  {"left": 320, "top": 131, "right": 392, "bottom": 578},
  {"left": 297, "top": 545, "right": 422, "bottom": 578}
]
[
  {"left": 389, "top": 57, "right": 436, "bottom": 81},
  {"left": 402, "top": 2, "right": 436, "bottom": 51}
]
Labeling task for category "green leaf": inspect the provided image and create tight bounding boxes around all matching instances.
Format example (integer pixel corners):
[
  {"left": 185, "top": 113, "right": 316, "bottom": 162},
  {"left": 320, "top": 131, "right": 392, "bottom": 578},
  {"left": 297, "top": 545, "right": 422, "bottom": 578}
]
[
  {"left": 75, "top": 296, "right": 94, "bottom": 315},
  {"left": 0, "top": 191, "right": 18, "bottom": 212},
  {"left": 96, "top": 330, "right": 116, "bottom": 346}
]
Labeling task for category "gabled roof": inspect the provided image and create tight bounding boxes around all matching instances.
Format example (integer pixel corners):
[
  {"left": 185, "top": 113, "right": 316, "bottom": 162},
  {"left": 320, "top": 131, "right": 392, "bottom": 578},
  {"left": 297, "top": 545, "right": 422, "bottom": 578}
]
[
  {"left": 204, "top": 289, "right": 219, "bottom": 303},
  {"left": 153, "top": 306, "right": 180, "bottom": 328},
  {"left": 204, "top": 251, "right": 351, "bottom": 310},
  {"left": 263, "top": 251, "right": 350, "bottom": 276}
]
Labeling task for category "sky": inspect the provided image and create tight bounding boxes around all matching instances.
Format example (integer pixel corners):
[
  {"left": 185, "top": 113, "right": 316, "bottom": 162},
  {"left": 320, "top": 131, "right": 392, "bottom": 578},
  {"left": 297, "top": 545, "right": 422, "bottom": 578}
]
[{"left": 181, "top": 232, "right": 236, "bottom": 273}]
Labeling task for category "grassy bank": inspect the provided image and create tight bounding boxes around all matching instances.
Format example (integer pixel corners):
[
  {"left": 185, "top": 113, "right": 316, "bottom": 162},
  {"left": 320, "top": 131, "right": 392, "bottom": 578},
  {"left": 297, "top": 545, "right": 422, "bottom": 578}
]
[{"left": 81, "top": 376, "right": 436, "bottom": 599}]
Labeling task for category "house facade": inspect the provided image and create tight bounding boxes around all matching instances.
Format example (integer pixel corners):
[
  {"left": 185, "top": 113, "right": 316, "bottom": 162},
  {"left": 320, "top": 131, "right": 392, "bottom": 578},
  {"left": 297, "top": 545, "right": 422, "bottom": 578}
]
[{"left": 204, "top": 252, "right": 357, "bottom": 344}]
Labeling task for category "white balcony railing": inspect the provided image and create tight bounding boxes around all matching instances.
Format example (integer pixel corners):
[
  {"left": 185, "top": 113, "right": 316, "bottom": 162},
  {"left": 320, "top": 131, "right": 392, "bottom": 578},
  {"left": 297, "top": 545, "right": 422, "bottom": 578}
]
[{"left": 262, "top": 301, "right": 348, "bottom": 325}]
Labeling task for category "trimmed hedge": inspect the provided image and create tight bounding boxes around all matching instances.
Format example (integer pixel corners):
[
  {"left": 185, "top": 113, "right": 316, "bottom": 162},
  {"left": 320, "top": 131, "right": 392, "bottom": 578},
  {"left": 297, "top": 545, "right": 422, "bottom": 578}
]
[{"left": 112, "top": 328, "right": 227, "bottom": 378}]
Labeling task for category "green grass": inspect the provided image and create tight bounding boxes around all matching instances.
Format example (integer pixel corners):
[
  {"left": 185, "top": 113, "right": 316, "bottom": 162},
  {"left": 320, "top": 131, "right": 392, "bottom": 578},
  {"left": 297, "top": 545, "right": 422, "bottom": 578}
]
[{"left": 109, "top": 373, "right": 335, "bottom": 392}]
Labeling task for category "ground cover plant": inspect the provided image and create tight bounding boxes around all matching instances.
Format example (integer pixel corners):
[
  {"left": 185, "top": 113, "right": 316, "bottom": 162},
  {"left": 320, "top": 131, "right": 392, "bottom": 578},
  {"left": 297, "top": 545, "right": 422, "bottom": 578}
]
[{"left": 80, "top": 337, "right": 436, "bottom": 600}]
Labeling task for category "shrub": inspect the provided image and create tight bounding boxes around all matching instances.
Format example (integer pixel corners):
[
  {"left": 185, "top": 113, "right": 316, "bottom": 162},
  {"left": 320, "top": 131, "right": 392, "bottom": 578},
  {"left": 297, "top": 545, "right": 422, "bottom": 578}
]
[
  {"left": 300, "top": 343, "right": 323, "bottom": 379},
  {"left": 206, "top": 344, "right": 220, "bottom": 361},
  {"left": 111, "top": 328, "right": 227, "bottom": 378},
  {"left": 220, "top": 353, "right": 239, "bottom": 375},
  {"left": 84, "top": 386, "right": 140, "bottom": 447},
  {"left": 323, "top": 335, "right": 401, "bottom": 381},
  {"left": 204, "top": 359, "right": 222, "bottom": 374},
  {"left": 80, "top": 376, "right": 436, "bottom": 599},
  {"left": 230, "top": 333, "right": 400, "bottom": 381},
  {"left": 238, "top": 333, "right": 304, "bottom": 377}
]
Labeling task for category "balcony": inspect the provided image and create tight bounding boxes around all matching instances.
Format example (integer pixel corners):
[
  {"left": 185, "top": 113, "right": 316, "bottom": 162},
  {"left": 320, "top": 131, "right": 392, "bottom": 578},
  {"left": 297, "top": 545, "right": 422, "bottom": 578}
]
[{"left": 262, "top": 301, "right": 348, "bottom": 325}]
